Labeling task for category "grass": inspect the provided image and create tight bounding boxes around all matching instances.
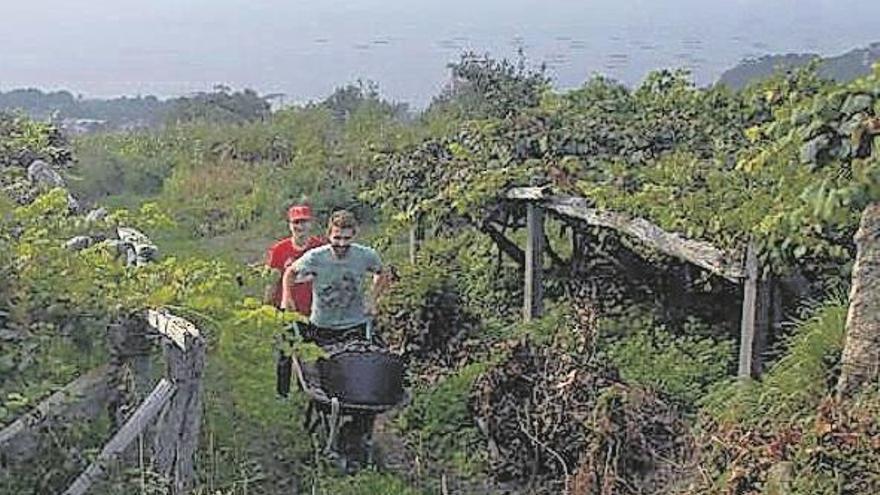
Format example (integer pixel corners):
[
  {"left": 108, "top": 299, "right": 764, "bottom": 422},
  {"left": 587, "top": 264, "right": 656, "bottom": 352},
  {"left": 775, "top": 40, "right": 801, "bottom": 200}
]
[
  {"left": 311, "top": 470, "right": 426, "bottom": 495},
  {"left": 699, "top": 298, "right": 848, "bottom": 425}
]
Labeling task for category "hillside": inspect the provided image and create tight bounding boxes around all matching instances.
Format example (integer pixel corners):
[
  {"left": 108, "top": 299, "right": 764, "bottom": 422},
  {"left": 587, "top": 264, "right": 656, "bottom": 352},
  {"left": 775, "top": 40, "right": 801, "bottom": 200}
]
[
  {"left": 719, "top": 41, "right": 880, "bottom": 89},
  {"left": 0, "top": 86, "right": 271, "bottom": 134}
]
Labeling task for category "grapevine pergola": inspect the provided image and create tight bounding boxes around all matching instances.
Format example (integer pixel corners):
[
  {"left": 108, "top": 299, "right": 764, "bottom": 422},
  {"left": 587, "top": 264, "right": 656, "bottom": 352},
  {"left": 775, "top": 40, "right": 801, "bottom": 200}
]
[{"left": 505, "top": 186, "right": 769, "bottom": 379}]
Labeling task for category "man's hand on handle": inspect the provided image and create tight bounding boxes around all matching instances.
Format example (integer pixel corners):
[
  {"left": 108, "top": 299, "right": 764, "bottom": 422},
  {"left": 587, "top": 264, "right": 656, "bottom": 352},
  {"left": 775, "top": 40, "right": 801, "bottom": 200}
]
[
  {"left": 365, "top": 302, "right": 378, "bottom": 318},
  {"left": 281, "top": 264, "right": 297, "bottom": 310}
]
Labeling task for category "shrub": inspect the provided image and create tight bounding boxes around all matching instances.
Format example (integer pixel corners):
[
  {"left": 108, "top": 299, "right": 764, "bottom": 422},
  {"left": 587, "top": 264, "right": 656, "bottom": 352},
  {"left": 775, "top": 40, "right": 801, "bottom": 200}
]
[
  {"left": 597, "top": 305, "right": 734, "bottom": 408},
  {"left": 397, "top": 362, "right": 489, "bottom": 475},
  {"left": 378, "top": 237, "right": 480, "bottom": 369},
  {"left": 604, "top": 321, "right": 734, "bottom": 407}
]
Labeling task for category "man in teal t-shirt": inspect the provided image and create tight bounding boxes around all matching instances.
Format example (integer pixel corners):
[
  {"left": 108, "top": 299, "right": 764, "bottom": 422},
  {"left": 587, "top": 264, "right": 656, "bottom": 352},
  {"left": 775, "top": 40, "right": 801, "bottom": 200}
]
[
  {"left": 282, "top": 209, "right": 385, "bottom": 333},
  {"left": 280, "top": 209, "right": 387, "bottom": 471}
]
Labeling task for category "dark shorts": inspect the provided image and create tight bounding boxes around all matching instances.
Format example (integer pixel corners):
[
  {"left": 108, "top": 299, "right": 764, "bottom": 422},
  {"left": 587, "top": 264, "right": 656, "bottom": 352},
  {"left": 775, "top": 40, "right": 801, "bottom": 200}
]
[{"left": 300, "top": 322, "right": 368, "bottom": 347}]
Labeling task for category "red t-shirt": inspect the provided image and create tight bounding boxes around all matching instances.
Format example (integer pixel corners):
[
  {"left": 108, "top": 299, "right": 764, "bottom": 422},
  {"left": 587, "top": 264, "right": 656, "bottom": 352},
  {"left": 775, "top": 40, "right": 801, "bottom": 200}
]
[{"left": 266, "top": 236, "right": 326, "bottom": 313}]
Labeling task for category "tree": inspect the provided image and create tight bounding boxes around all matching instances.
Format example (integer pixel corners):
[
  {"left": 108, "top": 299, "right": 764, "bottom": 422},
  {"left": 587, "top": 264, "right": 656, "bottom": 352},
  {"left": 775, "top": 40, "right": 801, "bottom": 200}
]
[
  {"left": 165, "top": 87, "right": 270, "bottom": 125},
  {"left": 427, "top": 51, "right": 551, "bottom": 120},
  {"left": 320, "top": 80, "right": 409, "bottom": 123}
]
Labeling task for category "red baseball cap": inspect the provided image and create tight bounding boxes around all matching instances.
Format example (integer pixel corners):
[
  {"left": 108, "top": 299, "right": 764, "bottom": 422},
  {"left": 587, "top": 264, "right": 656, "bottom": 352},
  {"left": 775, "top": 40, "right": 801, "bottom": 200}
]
[{"left": 288, "top": 205, "right": 312, "bottom": 221}]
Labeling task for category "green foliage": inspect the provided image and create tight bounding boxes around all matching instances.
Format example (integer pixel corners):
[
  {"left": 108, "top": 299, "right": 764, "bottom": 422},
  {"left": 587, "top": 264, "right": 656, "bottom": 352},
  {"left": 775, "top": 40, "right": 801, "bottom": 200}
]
[
  {"left": 380, "top": 254, "right": 462, "bottom": 328},
  {"left": 162, "top": 159, "right": 271, "bottom": 237},
  {"left": 321, "top": 80, "right": 409, "bottom": 124},
  {"left": 0, "top": 100, "right": 411, "bottom": 492},
  {"left": 603, "top": 318, "right": 734, "bottom": 407},
  {"left": 214, "top": 302, "right": 308, "bottom": 426},
  {"left": 507, "top": 301, "right": 585, "bottom": 348},
  {"left": 700, "top": 299, "right": 848, "bottom": 426},
  {"left": 0, "top": 182, "right": 302, "bottom": 491},
  {"left": 377, "top": 231, "right": 530, "bottom": 372},
  {"left": 1, "top": 112, "right": 72, "bottom": 205},
  {"left": 164, "top": 86, "right": 270, "bottom": 125},
  {"left": 428, "top": 51, "right": 550, "bottom": 119},
  {"left": 0, "top": 182, "right": 246, "bottom": 431},
  {"left": 397, "top": 362, "right": 490, "bottom": 474},
  {"left": 312, "top": 471, "right": 425, "bottom": 495},
  {"left": 583, "top": 67, "right": 880, "bottom": 272},
  {"left": 0, "top": 410, "right": 113, "bottom": 493},
  {"left": 453, "top": 234, "right": 522, "bottom": 321},
  {"left": 72, "top": 93, "right": 408, "bottom": 246},
  {"left": 367, "top": 64, "right": 880, "bottom": 291},
  {"left": 71, "top": 133, "right": 176, "bottom": 200}
]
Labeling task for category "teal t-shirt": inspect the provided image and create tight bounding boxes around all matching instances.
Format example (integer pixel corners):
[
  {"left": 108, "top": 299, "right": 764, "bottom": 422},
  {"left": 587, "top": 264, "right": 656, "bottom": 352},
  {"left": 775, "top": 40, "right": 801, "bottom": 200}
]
[{"left": 292, "top": 244, "right": 382, "bottom": 329}]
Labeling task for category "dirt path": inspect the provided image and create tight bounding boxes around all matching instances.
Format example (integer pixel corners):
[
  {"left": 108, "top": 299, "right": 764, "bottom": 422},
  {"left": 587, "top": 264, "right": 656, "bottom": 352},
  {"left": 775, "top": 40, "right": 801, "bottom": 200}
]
[
  {"left": 372, "top": 412, "right": 520, "bottom": 495},
  {"left": 198, "top": 227, "right": 513, "bottom": 493}
]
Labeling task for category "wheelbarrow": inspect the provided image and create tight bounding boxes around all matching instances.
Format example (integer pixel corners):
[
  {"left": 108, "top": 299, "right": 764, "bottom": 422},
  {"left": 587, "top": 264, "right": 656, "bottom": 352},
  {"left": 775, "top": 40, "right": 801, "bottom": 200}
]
[{"left": 290, "top": 321, "right": 409, "bottom": 468}]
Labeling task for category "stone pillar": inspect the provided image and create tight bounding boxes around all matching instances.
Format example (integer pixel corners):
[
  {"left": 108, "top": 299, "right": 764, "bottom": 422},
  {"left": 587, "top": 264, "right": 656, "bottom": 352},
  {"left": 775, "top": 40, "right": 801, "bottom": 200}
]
[{"left": 837, "top": 203, "right": 880, "bottom": 398}]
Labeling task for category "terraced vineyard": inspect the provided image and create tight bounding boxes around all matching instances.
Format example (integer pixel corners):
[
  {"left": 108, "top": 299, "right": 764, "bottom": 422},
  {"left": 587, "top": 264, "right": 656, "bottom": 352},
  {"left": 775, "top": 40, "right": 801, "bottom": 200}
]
[{"left": 3, "top": 56, "right": 880, "bottom": 494}]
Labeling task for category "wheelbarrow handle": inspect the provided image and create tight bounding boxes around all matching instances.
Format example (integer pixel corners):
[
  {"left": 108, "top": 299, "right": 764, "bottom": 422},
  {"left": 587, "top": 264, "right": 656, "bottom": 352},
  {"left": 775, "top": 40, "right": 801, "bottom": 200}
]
[{"left": 291, "top": 319, "right": 303, "bottom": 339}]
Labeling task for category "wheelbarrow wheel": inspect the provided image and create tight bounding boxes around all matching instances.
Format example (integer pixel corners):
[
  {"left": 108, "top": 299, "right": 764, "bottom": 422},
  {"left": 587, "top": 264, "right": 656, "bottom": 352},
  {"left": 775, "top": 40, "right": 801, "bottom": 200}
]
[{"left": 338, "top": 411, "right": 376, "bottom": 473}]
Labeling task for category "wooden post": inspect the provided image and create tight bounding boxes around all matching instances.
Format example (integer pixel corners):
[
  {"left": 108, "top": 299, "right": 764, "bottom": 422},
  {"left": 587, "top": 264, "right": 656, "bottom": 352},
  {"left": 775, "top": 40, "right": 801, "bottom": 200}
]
[
  {"left": 409, "top": 226, "right": 418, "bottom": 264},
  {"left": 409, "top": 215, "right": 424, "bottom": 264},
  {"left": 738, "top": 242, "right": 771, "bottom": 379},
  {"left": 755, "top": 275, "right": 771, "bottom": 376},
  {"left": 524, "top": 202, "right": 545, "bottom": 321},
  {"left": 107, "top": 315, "right": 153, "bottom": 428},
  {"left": 153, "top": 331, "right": 205, "bottom": 494}
]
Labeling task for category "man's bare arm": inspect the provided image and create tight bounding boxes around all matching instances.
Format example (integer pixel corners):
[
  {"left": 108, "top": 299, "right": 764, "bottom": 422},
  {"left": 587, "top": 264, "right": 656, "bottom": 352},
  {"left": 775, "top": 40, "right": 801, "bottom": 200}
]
[
  {"left": 367, "top": 269, "right": 391, "bottom": 316},
  {"left": 281, "top": 264, "right": 299, "bottom": 310}
]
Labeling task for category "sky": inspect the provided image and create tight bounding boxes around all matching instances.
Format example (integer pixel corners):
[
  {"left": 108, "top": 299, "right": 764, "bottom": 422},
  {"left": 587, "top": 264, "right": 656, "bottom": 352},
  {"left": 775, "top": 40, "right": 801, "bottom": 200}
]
[{"left": 1, "top": 0, "right": 879, "bottom": 106}]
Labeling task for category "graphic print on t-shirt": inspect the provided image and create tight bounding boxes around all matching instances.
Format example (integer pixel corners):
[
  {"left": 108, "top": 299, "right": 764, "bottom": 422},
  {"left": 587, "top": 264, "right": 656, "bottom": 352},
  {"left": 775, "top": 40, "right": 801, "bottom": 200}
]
[{"left": 317, "top": 271, "right": 360, "bottom": 310}]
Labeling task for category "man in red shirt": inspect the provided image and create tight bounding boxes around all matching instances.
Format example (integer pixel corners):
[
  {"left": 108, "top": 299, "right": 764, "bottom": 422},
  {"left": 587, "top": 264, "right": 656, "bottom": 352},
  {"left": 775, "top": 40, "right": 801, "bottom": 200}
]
[{"left": 265, "top": 204, "right": 326, "bottom": 397}]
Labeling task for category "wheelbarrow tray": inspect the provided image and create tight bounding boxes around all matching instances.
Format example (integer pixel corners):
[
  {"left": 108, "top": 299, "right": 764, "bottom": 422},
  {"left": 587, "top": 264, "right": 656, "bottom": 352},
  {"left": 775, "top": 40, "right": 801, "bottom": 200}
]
[{"left": 291, "top": 350, "right": 410, "bottom": 413}]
